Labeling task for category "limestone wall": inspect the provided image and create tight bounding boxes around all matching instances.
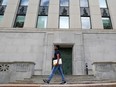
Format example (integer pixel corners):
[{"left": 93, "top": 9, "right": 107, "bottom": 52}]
[
  {"left": 0, "top": 30, "right": 116, "bottom": 75},
  {"left": 84, "top": 33, "right": 116, "bottom": 72}
]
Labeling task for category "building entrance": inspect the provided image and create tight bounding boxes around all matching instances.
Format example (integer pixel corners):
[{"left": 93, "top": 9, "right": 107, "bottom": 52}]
[{"left": 60, "top": 47, "right": 72, "bottom": 75}]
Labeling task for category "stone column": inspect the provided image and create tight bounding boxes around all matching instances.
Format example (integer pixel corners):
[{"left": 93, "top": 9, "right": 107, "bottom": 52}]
[
  {"left": 24, "top": 0, "right": 39, "bottom": 28},
  {"left": 73, "top": 33, "right": 85, "bottom": 75},
  {"left": 70, "top": 0, "right": 81, "bottom": 29},
  {"left": 107, "top": 0, "right": 116, "bottom": 29},
  {"left": 47, "top": 0, "right": 59, "bottom": 29},
  {"left": 42, "top": 33, "right": 54, "bottom": 75},
  {"left": 1, "top": 0, "right": 20, "bottom": 28},
  {"left": 89, "top": 0, "right": 103, "bottom": 29}
]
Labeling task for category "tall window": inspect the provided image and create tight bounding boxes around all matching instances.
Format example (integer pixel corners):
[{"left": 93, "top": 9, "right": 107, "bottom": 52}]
[
  {"left": 0, "top": 0, "right": 8, "bottom": 24},
  {"left": 99, "top": 0, "right": 112, "bottom": 29},
  {"left": 80, "top": 0, "right": 91, "bottom": 29},
  {"left": 14, "top": 0, "right": 29, "bottom": 28},
  {"left": 37, "top": 0, "right": 49, "bottom": 28},
  {"left": 59, "top": 0, "right": 69, "bottom": 29}
]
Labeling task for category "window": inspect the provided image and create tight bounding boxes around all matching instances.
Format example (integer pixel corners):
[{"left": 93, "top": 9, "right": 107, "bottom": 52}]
[
  {"left": 37, "top": 16, "right": 47, "bottom": 28},
  {"left": 102, "top": 18, "right": 112, "bottom": 29},
  {"left": 99, "top": 0, "right": 107, "bottom": 8},
  {"left": 60, "top": 17, "right": 69, "bottom": 28},
  {"left": 14, "top": 16, "right": 25, "bottom": 28},
  {"left": 60, "top": 0, "right": 69, "bottom": 6},
  {"left": 80, "top": 0, "right": 88, "bottom": 7},
  {"left": 99, "top": 0, "right": 112, "bottom": 29},
  {"left": 37, "top": 0, "right": 49, "bottom": 28},
  {"left": 59, "top": 0, "right": 69, "bottom": 29},
  {"left": 0, "top": 15, "right": 3, "bottom": 23},
  {"left": 81, "top": 17, "right": 91, "bottom": 29},
  {"left": 80, "top": 7, "right": 90, "bottom": 16},
  {"left": 0, "top": 0, "right": 8, "bottom": 24},
  {"left": 40, "top": 0, "right": 49, "bottom": 6},
  {"left": 80, "top": 0, "right": 91, "bottom": 29},
  {"left": 1, "top": 0, "right": 8, "bottom": 5},
  {"left": 14, "top": 0, "right": 29, "bottom": 28},
  {"left": 20, "top": 0, "right": 29, "bottom": 6}
]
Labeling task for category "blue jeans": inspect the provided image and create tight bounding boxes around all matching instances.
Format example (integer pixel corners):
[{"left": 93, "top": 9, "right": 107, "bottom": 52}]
[{"left": 48, "top": 65, "right": 65, "bottom": 82}]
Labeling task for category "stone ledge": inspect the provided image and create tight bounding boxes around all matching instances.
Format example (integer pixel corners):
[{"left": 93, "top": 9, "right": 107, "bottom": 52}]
[
  {"left": 92, "top": 62, "right": 116, "bottom": 64},
  {"left": 0, "top": 62, "right": 35, "bottom": 65},
  {"left": 0, "top": 28, "right": 116, "bottom": 34}
]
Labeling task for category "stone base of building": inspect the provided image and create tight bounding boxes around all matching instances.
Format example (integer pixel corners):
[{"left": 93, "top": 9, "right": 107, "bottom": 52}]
[{"left": 0, "top": 62, "right": 35, "bottom": 83}]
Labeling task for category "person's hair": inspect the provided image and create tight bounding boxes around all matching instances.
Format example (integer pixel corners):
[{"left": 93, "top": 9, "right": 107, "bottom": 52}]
[{"left": 55, "top": 45, "right": 60, "bottom": 49}]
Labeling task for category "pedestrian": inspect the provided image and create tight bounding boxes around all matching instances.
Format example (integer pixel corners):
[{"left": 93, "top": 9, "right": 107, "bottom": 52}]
[{"left": 43, "top": 45, "right": 66, "bottom": 84}]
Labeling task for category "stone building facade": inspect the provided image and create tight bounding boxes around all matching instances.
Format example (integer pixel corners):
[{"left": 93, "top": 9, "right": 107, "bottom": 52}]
[{"left": 0, "top": 0, "right": 116, "bottom": 76}]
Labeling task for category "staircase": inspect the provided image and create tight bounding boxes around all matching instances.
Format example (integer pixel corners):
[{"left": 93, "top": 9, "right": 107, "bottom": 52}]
[{"left": 10, "top": 75, "right": 116, "bottom": 84}]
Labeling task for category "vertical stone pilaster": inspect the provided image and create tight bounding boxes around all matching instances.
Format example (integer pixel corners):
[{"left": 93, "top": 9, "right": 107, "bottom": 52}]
[
  {"left": 42, "top": 33, "right": 54, "bottom": 75},
  {"left": 70, "top": 0, "right": 81, "bottom": 29},
  {"left": 1, "top": 0, "right": 20, "bottom": 28},
  {"left": 47, "top": 0, "right": 59, "bottom": 29},
  {"left": 89, "top": 0, "right": 103, "bottom": 29},
  {"left": 24, "top": 0, "right": 40, "bottom": 28},
  {"left": 73, "top": 33, "right": 85, "bottom": 75}
]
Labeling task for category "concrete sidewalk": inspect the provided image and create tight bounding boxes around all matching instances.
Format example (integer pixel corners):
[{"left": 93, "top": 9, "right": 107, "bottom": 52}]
[{"left": 0, "top": 83, "right": 116, "bottom": 87}]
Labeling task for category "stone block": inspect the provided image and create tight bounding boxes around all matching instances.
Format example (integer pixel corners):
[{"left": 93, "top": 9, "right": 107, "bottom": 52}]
[
  {"left": 0, "top": 62, "right": 35, "bottom": 83},
  {"left": 93, "top": 62, "right": 116, "bottom": 80}
]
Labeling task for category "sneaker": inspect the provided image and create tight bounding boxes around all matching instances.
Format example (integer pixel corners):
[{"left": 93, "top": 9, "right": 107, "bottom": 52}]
[
  {"left": 43, "top": 79, "right": 49, "bottom": 84},
  {"left": 60, "top": 81, "right": 66, "bottom": 84}
]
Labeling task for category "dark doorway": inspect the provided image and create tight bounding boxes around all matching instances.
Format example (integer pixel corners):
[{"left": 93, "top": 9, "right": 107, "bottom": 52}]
[{"left": 60, "top": 47, "right": 72, "bottom": 75}]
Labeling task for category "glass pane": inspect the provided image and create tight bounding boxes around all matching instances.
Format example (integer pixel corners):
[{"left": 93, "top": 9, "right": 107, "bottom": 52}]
[
  {"left": 81, "top": 17, "right": 91, "bottom": 29},
  {"left": 60, "top": 7, "right": 69, "bottom": 16},
  {"left": 101, "top": 8, "right": 109, "bottom": 17},
  {"left": 99, "top": 0, "right": 107, "bottom": 8},
  {"left": 40, "top": 0, "right": 49, "bottom": 6},
  {"left": 102, "top": 18, "right": 112, "bottom": 29},
  {"left": 21, "top": 0, "right": 29, "bottom": 6},
  {"left": 0, "top": 0, "right": 3, "bottom": 5},
  {"left": 80, "top": 0, "right": 88, "bottom": 7},
  {"left": 0, "top": 5, "right": 6, "bottom": 14},
  {"left": 0, "top": 15, "right": 3, "bottom": 24},
  {"left": 60, "top": 16, "right": 69, "bottom": 28},
  {"left": 15, "top": 16, "right": 25, "bottom": 28},
  {"left": 2, "top": 0, "right": 8, "bottom": 5},
  {"left": 39, "top": 6, "right": 48, "bottom": 15},
  {"left": 60, "top": 0, "right": 69, "bottom": 6},
  {"left": 18, "top": 6, "right": 27, "bottom": 15},
  {"left": 37, "top": 16, "right": 47, "bottom": 28},
  {"left": 80, "top": 7, "right": 90, "bottom": 16}
]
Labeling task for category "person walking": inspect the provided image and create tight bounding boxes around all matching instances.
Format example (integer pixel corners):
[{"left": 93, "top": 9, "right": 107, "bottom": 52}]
[{"left": 43, "top": 45, "right": 66, "bottom": 84}]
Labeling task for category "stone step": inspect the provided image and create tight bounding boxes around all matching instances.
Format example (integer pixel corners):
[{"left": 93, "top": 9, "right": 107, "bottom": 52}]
[
  {"left": 28, "top": 75, "right": 97, "bottom": 83},
  {"left": 11, "top": 75, "right": 116, "bottom": 84},
  {"left": 1, "top": 83, "right": 116, "bottom": 87},
  {"left": 10, "top": 75, "right": 116, "bottom": 84}
]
